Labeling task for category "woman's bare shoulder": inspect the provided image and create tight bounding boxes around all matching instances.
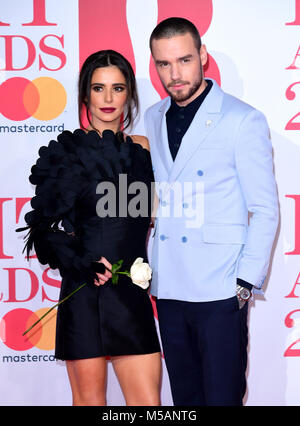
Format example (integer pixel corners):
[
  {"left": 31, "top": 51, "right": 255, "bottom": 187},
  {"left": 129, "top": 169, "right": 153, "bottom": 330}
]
[{"left": 130, "top": 134, "right": 150, "bottom": 151}]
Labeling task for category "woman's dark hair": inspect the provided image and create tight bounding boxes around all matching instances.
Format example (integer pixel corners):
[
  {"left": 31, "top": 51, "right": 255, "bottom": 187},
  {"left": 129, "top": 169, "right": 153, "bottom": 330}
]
[
  {"left": 78, "top": 50, "right": 139, "bottom": 131},
  {"left": 150, "top": 17, "right": 202, "bottom": 51}
]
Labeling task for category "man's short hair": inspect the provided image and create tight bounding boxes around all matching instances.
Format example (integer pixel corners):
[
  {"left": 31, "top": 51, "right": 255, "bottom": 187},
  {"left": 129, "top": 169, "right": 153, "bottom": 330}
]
[{"left": 149, "top": 17, "right": 202, "bottom": 51}]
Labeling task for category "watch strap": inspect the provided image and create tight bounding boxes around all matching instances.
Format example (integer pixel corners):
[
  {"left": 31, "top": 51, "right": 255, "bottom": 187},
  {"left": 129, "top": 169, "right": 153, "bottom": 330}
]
[{"left": 237, "top": 278, "right": 253, "bottom": 292}]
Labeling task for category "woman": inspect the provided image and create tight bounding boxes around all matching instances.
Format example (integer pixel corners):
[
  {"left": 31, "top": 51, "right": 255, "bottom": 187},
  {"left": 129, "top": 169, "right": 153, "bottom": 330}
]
[{"left": 19, "top": 50, "right": 161, "bottom": 406}]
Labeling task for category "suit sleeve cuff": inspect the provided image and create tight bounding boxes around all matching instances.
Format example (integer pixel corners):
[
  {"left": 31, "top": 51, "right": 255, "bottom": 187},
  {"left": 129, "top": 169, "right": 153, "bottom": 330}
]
[{"left": 237, "top": 278, "right": 253, "bottom": 291}]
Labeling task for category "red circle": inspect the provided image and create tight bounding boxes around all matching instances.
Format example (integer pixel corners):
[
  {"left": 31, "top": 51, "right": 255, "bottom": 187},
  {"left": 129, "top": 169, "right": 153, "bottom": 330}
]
[
  {"left": 0, "top": 309, "right": 42, "bottom": 351},
  {"left": 0, "top": 77, "right": 39, "bottom": 121}
]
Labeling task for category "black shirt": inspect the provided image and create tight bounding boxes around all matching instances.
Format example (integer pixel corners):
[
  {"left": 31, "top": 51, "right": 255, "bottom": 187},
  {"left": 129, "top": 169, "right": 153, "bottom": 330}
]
[{"left": 166, "top": 79, "right": 213, "bottom": 160}]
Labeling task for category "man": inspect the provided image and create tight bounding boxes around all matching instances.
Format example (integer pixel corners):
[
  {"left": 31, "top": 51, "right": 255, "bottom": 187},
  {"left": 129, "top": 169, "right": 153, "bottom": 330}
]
[{"left": 144, "top": 17, "right": 279, "bottom": 406}]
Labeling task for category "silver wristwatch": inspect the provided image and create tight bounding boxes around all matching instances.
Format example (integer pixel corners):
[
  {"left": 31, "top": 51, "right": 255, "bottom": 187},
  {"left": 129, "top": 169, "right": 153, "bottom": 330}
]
[{"left": 236, "top": 285, "right": 252, "bottom": 308}]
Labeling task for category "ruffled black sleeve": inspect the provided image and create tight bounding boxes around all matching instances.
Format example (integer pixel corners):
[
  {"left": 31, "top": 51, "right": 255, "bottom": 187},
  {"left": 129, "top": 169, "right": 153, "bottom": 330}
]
[{"left": 16, "top": 129, "right": 107, "bottom": 282}]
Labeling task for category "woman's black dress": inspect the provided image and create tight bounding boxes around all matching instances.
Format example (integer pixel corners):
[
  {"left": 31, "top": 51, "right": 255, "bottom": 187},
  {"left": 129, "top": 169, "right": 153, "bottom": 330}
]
[{"left": 20, "top": 129, "right": 160, "bottom": 360}]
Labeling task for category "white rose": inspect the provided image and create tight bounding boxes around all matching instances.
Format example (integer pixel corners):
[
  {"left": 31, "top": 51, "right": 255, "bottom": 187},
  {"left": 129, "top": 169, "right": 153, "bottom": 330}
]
[{"left": 130, "top": 258, "right": 152, "bottom": 290}]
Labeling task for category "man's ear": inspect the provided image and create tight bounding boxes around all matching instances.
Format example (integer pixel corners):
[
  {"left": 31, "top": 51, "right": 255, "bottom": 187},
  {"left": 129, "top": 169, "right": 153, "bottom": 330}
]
[{"left": 199, "top": 44, "right": 208, "bottom": 67}]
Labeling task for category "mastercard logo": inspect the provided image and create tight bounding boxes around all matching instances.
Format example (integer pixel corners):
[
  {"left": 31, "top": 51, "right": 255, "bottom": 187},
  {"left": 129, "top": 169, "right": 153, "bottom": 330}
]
[
  {"left": 0, "top": 308, "right": 57, "bottom": 351},
  {"left": 0, "top": 77, "right": 67, "bottom": 121}
]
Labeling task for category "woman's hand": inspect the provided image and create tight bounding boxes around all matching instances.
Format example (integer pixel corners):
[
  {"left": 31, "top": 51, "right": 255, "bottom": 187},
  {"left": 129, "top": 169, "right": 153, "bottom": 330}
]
[{"left": 94, "top": 257, "right": 112, "bottom": 286}]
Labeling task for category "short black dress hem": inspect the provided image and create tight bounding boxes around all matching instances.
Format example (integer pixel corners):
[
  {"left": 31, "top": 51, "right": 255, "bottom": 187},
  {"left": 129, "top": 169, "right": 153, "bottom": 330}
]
[{"left": 54, "top": 348, "right": 161, "bottom": 362}]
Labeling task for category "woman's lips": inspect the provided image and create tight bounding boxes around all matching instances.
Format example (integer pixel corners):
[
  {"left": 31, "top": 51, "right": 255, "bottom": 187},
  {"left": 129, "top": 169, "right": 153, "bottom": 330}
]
[{"left": 100, "top": 108, "right": 116, "bottom": 113}]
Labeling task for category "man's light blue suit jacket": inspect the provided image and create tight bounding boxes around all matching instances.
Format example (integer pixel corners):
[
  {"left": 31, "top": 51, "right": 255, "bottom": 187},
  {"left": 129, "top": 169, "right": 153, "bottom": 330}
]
[{"left": 144, "top": 79, "right": 279, "bottom": 302}]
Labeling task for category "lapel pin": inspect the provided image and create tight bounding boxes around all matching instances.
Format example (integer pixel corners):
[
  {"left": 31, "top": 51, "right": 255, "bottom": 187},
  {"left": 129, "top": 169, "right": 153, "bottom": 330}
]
[{"left": 205, "top": 119, "right": 213, "bottom": 127}]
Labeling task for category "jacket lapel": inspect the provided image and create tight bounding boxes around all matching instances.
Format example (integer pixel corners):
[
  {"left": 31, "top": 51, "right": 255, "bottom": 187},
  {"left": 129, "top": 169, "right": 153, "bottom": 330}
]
[
  {"left": 168, "top": 80, "right": 224, "bottom": 183},
  {"left": 155, "top": 97, "right": 173, "bottom": 175}
]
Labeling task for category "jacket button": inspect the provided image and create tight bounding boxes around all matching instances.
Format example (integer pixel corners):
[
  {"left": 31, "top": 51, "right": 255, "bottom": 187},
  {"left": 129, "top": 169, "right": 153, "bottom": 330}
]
[
  {"left": 160, "top": 234, "right": 167, "bottom": 241},
  {"left": 181, "top": 236, "right": 188, "bottom": 243},
  {"left": 197, "top": 170, "right": 204, "bottom": 176}
]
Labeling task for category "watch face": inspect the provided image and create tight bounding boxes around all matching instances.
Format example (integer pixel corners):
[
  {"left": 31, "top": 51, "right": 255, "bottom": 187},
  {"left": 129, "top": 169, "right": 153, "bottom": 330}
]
[{"left": 240, "top": 288, "right": 251, "bottom": 300}]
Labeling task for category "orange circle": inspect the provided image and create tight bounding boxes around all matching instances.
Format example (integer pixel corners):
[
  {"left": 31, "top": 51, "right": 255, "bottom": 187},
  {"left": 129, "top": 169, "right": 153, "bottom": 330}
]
[
  {"left": 26, "top": 308, "right": 57, "bottom": 350},
  {"left": 30, "top": 77, "right": 67, "bottom": 121}
]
